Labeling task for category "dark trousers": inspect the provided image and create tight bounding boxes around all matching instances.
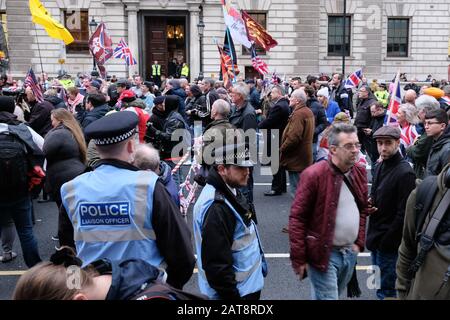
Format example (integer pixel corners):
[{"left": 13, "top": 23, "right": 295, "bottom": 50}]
[
  {"left": 55, "top": 197, "right": 75, "bottom": 249},
  {"left": 242, "top": 290, "right": 261, "bottom": 300},
  {"left": 239, "top": 167, "right": 254, "bottom": 206},
  {"left": 271, "top": 166, "right": 287, "bottom": 193}
]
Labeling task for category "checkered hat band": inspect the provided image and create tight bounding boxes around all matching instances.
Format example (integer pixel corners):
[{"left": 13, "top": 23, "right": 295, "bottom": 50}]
[{"left": 94, "top": 129, "right": 136, "bottom": 145}]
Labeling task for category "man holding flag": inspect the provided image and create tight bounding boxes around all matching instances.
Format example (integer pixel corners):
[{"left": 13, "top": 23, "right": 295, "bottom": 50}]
[{"left": 88, "top": 22, "right": 113, "bottom": 79}]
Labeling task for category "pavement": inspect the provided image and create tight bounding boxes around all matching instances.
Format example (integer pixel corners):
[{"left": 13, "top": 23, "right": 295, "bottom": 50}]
[{"left": 0, "top": 164, "right": 377, "bottom": 300}]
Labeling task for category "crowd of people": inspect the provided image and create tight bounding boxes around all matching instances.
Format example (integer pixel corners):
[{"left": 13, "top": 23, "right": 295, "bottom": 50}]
[{"left": 0, "top": 67, "right": 449, "bottom": 300}]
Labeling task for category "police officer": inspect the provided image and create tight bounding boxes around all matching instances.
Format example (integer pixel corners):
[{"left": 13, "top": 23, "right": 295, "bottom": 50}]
[
  {"left": 180, "top": 62, "right": 189, "bottom": 81},
  {"left": 193, "top": 143, "right": 267, "bottom": 300},
  {"left": 151, "top": 60, "right": 162, "bottom": 88},
  {"left": 60, "top": 111, "right": 195, "bottom": 289}
]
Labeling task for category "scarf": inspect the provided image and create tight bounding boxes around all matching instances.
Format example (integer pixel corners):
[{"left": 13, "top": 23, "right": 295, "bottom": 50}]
[{"left": 68, "top": 93, "right": 84, "bottom": 114}]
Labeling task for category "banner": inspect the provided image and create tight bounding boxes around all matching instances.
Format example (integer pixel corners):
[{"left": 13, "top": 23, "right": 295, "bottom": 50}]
[
  {"left": 88, "top": 22, "right": 113, "bottom": 66},
  {"left": 220, "top": 0, "right": 252, "bottom": 48},
  {"left": 241, "top": 10, "right": 278, "bottom": 51}
]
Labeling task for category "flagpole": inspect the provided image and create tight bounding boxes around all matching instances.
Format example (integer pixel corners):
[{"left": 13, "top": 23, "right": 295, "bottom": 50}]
[
  {"left": 33, "top": 25, "right": 44, "bottom": 73},
  {"left": 386, "top": 70, "right": 400, "bottom": 125},
  {"left": 225, "top": 28, "right": 237, "bottom": 84}
]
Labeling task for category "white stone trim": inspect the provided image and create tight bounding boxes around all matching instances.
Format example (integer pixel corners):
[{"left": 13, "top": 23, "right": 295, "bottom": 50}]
[
  {"left": 55, "top": 0, "right": 91, "bottom": 9},
  {"left": 237, "top": 0, "right": 271, "bottom": 11}
]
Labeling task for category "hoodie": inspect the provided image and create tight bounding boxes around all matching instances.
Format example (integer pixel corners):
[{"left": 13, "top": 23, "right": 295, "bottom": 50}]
[
  {"left": 104, "top": 258, "right": 166, "bottom": 300},
  {"left": 425, "top": 126, "right": 450, "bottom": 177},
  {"left": 158, "top": 161, "right": 180, "bottom": 207}
]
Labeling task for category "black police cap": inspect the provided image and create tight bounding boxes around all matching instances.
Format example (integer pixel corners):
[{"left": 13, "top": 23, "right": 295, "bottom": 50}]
[{"left": 85, "top": 111, "right": 139, "bottom": 145}]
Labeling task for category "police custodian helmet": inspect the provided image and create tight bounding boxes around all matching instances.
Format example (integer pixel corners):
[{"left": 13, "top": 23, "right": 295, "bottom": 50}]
[{"left": 85, "top": 111, "right": 139, "bottom": 145}]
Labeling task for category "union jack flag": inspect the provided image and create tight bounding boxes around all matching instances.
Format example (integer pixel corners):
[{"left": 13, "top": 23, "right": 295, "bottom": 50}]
[
  {"left": 400, "top": 123, "right": 418, "bottom": 149},
  {"left": 113, "top": 38, "right": 137, "bottom": 66},
  {"left": 344, "top": 68, "right": 363, "bottom": 89},
  {"left": 250, "top": 44, "right": 268, "bottom": 75},
  {"left": 271, "top": 71, "right": 280, "bottom": 84},
  {"left": 385, "top": 72, "right": 402, "bottom": 125},
  {"left": 24, "top": 67, "right": 43, "bottom": 103}
]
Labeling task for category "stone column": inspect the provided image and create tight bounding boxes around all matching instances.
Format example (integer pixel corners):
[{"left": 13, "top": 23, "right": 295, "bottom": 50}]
[
  {"left": 189, "top": 7, "right": 201, "bottom": 80},
  {"left": 125, "top": 4, "right": 139, "bottom": 77}
]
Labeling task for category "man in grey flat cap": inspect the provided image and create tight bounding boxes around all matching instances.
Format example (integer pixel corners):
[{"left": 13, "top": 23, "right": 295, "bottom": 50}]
[{"left": 366, "top": 125, "right": 416, "bottom": 300}]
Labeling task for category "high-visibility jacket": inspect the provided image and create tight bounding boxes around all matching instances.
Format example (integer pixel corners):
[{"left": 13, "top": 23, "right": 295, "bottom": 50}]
[
  {"left": 152, "top": 64, "right": 161, "bottom": 76},
  {"left": 193, "top": 184, "right": 266, "bottom": 299},
  {"left": 181, "top": 64, "right": 189, "bottom": 77},
  {"left": 60, "top": 165, "right": 164, "bottom": 268}
]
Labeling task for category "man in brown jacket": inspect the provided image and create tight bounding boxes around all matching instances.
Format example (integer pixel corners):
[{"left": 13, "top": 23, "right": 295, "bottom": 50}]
[{"left": 280, "top": 88, "right": 315, "bottom": 199}]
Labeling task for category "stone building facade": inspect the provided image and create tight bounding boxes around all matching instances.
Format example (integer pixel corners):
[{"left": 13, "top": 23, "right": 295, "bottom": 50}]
[{"left": 3, "top": 0, "right": 450, "bottom": 81}]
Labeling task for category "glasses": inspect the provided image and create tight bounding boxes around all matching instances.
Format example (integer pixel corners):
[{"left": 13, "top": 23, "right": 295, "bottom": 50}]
[
  {"left": 424, "top": 121, "right": 442, "bottom": 127},
  {"left": 336, "top": 143, "right": 362, "bottom": 151}
]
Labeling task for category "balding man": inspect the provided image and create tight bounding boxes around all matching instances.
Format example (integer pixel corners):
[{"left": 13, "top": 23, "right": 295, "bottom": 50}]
[
  {"left": 133, "top": 144, "right": 179, "bottom": 207},
  {"left": 404, "top": 89, "right": 417, "bottom": 106},
  {"left": 195, "top": 99, "right": 237, "bottom": 186}
]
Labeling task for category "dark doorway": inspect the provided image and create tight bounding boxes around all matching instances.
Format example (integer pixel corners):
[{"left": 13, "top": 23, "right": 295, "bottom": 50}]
[
  {"left": 245, "top": 66, "right": 264, "bottom": 81},
  {"left": 142, "top": 13, "right": 188, "bottom": 82}
]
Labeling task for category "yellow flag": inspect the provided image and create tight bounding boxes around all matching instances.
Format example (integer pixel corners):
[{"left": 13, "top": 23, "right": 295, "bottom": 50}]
[{"left": 29, "top": 0, "right": 74, "bottom": 45}]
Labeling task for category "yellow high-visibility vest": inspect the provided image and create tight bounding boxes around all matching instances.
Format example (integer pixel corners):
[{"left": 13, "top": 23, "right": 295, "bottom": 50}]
[
  {"left": 181, "top": 65, "right": 189, "bottom": 77},
  {"left": 152, "top": 64, "right": 161, "bottom": 76}
]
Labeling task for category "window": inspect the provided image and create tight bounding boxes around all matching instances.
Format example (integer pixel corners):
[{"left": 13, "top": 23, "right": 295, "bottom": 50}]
[
  {"left": 387, "top": 18, "right": 409, "bottom": 57},
  {"left": 0, "top": 12, "right": 8, "bottom": 71},
  {"left": 64, "top": 10, "right": 89, "bottom": 53},
  {"left": 328, "top": 15, "right": 351, "bottom": 56},
  {"left": 242, "top": 12, "right": 267, "bottom": 56}
]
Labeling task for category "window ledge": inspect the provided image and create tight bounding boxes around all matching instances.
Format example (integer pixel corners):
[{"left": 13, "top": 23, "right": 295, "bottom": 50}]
[
  {"left": 66, "top": 53, "right": 91, "bottom": 58},
  {"left": 383, "top": 56, "right": 413, "bottom": 61},
  {"left": 324, "top": 56, "right": 356, "bottom": 60}
]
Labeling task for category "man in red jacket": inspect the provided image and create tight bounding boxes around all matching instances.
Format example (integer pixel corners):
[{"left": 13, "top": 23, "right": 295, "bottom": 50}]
[{"left": 289, "top": 123, "right": 369, "bottom": 300}]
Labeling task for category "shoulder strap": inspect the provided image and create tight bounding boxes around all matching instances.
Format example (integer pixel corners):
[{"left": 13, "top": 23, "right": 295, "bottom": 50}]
[
  {"left": 410, "top": 186, "right": 449, "bottom": 276},
  {"left": 415, "top": 176, "right": 439, "bottom": 237}
]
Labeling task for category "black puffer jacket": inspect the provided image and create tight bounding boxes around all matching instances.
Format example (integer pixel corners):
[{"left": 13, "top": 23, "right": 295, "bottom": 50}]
[
  {"left": 28, "top": 100, "right": 54, "bottom": 137},
  {"left": 43, "top": 124, "right": 86, "bottom": 202}
]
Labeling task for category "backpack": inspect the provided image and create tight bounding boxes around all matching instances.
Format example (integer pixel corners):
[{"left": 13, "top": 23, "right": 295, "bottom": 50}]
[
  {"left": 132, "top": 283, "right": 208, "bottom": 301},
  {"left": 414, "top": 176, "right": 440, "bottom": 240},
  {"left": 0, "top": 132, "right": 29, "bottom": 201}
]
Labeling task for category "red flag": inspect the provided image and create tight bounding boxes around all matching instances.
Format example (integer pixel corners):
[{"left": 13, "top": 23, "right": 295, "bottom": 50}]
[
  {"left": 241, "top": 10, "right": 278, "bottom": 51},
  {"left": 217, "top": 45, "right": 232, "bottom": 89},
  {"left": 88, "top": 22, "right": 113, "bottom": 65}
]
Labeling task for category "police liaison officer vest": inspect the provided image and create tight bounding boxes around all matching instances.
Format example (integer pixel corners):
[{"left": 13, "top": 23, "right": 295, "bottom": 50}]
[
  {"left": 61, "top": 165, "right": 165, "bottom": 268},
  {"left": 193, "top": 184, "right": 266, "bottom": 299}
]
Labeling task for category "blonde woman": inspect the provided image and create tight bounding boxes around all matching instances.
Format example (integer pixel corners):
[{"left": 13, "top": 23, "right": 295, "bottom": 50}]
[
  {"left": 43, "top": 109, "right": 87, "bottom": 247},
  {"left": 396, "top": 103, "right": 419, "bottom": 150}
]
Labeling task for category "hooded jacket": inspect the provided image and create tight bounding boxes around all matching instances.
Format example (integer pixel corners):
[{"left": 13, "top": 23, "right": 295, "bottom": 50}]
[
  {"left": 44, "top": 95, "right": 66, "bottom": 110},
  {"left": 156, "top": 95, "right": 189, "bottom": 160},
  {"left": 158, "top": 161, "right": 180, "bottom": 207},
  {"left": 28, "top": 100, "right": 54, "bottom": 137},
  {"left": 425, "top": 126, "right": 450, "bottom": 177},
  {"left": 98, "top": 258, "right": 166, "bottom": 300}
]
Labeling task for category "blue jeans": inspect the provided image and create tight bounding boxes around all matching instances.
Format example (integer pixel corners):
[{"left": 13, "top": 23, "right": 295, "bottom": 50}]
[
  {"left": 371, "top": 250, "right": 398, "bottom": 299},
  {"left": 288, "top": 171, "right": 300, "bottom": 199},
  {"left": 308, "top": 247, "right": 358, "bottom": 300},
  {"left": 0, "top": 196, "right": 41, "bottom": 267}
]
